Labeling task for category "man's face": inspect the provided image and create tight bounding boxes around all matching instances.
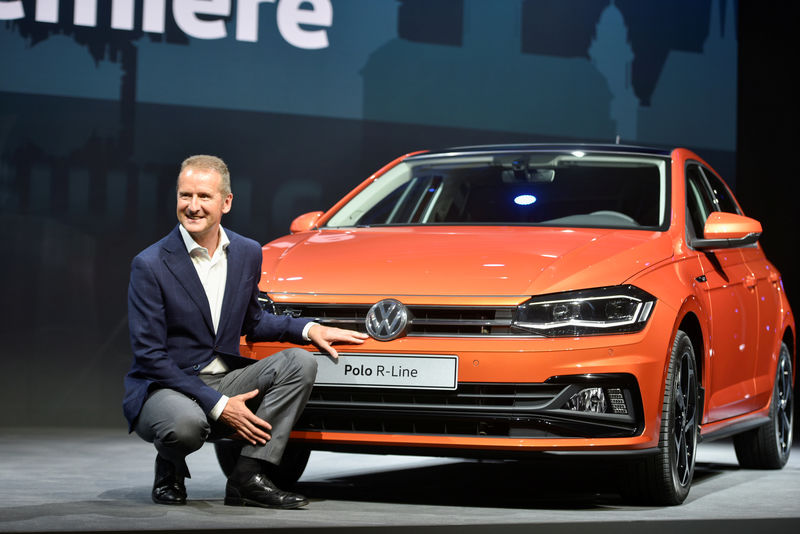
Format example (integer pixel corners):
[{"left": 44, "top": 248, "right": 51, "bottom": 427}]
[{"left": 176, "top": 166, "right": 232, "bottom": 242}]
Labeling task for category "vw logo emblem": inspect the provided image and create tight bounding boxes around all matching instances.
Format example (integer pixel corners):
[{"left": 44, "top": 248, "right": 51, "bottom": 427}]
[{"left": 365, "top": 299, "right": 409, "bottom": 341}]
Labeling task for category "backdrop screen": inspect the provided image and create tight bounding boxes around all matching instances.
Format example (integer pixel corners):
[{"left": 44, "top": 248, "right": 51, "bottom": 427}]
[{"left": 0, "top": 0, "right": 738, "bottom": 426}]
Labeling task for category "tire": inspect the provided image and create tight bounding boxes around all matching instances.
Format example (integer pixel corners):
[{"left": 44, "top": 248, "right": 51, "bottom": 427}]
[
  {"left": 625, "top": 330, "right": 699, "bottom": 505},
  {"left": 213, "top": 439, "right": 243, "bottom": 478},
  {"left": 734, "top": 342, "right": 794, "bottom": 469},
  {"left": 213, "top": 440, "right": 311, "bottom": 488},
  {"left": 265, "top": 444, "right": 311, "bottom": 488}
]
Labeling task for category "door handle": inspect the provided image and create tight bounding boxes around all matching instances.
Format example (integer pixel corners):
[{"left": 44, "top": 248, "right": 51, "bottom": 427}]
[
  {"left": 769, "top": 271, "right": 780, "bottom": 284},
  {"left": 744, "top": 274, "right": 757, "bottom": 289}
]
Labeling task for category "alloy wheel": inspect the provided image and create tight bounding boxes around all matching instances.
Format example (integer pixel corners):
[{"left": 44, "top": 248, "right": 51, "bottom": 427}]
[
  {"left": 774, "top": 355, "right": 794, "bottom": 457},
  {"left": 671, "top": 348, "right": 697, "bottom": 488}
]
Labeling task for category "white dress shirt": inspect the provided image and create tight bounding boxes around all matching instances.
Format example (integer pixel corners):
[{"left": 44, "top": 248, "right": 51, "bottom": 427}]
[{"left": 179, "top": 225, "right": 231, "bottom": 420}]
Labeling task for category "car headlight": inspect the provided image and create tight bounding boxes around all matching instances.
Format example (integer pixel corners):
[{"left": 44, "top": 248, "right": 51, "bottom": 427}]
[{"left": 512, "top": 285, "right": 656, "bottom": 337}]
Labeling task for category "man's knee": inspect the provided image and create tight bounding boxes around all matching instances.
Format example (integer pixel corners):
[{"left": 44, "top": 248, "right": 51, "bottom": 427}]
[
  {"left": 159, "top": 413, "right": 209, "bottom": 453},
  {"left": 242, "top": 348, "right": 318, "bottom": 392},
  {"left": 285, "top": 348, "right": 318, "bottom": 385}
]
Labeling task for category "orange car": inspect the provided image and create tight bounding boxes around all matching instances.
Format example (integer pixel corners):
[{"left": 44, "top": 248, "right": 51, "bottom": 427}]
[{"left": 236, "top": 145, "right": 794, "bottom": 505}]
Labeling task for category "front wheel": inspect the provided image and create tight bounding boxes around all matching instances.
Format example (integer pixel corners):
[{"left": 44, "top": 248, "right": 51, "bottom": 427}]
[
  {"left": 734, "top": 342, "right": 794, "bottom": 469},
  {"left": 625, "top": 330, "right": 699, "bottom": 505},
  {"left": 265, "top": 444, "right": 311, "bottom": 488},
  {"left": 213, "top": 439, "right": 243, "bottom": 478}
]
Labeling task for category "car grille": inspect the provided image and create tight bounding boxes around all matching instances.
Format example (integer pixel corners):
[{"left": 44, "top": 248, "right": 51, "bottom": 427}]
[
  {"left": 295, "top": 383, "right": 640, "bottom": 438},
  {"left": 269, "top": 302, "right": 518, "bottom": 337}
]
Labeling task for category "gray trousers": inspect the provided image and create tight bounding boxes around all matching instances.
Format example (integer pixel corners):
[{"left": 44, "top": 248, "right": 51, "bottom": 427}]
[{"left": 134, "top": 348, "right": 317, "bottom": 478}]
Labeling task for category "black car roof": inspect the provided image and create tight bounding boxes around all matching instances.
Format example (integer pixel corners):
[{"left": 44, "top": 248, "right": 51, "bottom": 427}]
[{"left": 407, "top": 143, "right": 672, "bottom": 160}]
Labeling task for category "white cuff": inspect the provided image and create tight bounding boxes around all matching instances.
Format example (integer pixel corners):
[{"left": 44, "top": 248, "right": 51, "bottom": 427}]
[
  {"left": 208, "top": 395, "right": 229, "bottom": 421},
  {"left": 302, "top": 322, "right": 318, "bottom": 342}
]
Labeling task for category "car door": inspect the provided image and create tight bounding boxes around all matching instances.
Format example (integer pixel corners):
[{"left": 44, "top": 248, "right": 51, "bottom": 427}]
[
  {"left": 700, "top": 167, "right": 782, "bottom": 410},
  {"left": 685, "top": 163, "right": 760, "bottom": 421}
]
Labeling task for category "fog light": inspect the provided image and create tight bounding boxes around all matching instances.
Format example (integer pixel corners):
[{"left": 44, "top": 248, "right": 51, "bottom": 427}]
[
  {"left": 566, "top": 387, "right": 606, "bottom": 413},
  {"left": 607, "top": 387, "right": 628, "bottom": 414}
]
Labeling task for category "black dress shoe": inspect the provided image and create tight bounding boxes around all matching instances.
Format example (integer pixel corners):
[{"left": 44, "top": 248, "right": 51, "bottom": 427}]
[
  {"left": 152, "top": 455, "right": 187, "bottom": 505},
  {"left": 225, "top": 473, "right": 308, "bottom": 509}
]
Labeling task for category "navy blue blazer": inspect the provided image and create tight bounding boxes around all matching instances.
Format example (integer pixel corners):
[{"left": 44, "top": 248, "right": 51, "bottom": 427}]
[{"left": 123, "top": 226, "right": 310, "bottom": 431}]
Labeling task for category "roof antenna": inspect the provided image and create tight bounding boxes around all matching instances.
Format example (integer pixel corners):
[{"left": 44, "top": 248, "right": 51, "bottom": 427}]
[{"left": 615, "top": 135, "right": 621, "bottom": 144}]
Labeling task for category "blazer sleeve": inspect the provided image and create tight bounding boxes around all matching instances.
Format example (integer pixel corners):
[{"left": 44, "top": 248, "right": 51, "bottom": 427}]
[
  {"left": 128, "top": 253, "right": 222, "bottom": 414},
  {"left": 240, "top": 243, "right": 310, "bottom": 344}
]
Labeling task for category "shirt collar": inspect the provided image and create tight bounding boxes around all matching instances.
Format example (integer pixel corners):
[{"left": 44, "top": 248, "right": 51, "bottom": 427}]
[{"left": 178, "top": 224, "right": 230, "bottom": 256}]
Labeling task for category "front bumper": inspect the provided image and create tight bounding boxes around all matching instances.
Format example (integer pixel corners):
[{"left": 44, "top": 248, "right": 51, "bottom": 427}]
[
  {"left": 241, "top": 300, "right": 675, "bottom": 453},
  {"left": 297, "top": 374, "right": 643, "bottom": 439}
]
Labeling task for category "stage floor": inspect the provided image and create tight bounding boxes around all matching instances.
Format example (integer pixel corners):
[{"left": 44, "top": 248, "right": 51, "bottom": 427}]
[{"left": 0, "top": 428, "right": 798, "bottom": 534}]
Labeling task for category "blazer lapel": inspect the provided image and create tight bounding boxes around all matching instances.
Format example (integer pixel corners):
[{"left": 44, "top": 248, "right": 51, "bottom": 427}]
[
  {"left": 161, "top": 227, "right": 215, "bottom": 335},
  {"left": 217, "top": 235, "right": 245, "bottom": 338}
]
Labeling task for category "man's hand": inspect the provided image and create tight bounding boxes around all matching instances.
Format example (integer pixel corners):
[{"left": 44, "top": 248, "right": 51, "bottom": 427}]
[
  {"left": 218, "top": 389, "right": 272, "bottom": 446},
  {"left": 308, "top": 324, "right": 368, "bottom": 359}
]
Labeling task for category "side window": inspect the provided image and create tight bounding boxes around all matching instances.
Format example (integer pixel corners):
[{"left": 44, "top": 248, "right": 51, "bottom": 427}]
[
  {"left": 700, "top": 166, "right": 741, "bottom": 215},
  {"left": 685, "top": 164, "right": 715, "bottom": 239}
]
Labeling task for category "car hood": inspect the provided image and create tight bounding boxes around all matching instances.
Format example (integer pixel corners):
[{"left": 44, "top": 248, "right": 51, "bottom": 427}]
[{"left": 260, "top": 226, "right": 673, "bottom": 299}]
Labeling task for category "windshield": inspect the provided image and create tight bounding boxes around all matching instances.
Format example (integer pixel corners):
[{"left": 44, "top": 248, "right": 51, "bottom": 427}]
[{"left": 325, "top": 152, "right": 669, "bottom": 229}]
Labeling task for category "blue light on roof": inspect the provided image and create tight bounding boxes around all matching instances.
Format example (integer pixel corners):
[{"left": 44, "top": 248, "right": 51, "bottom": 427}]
[{"left": 514, "top": 194, "right": 537, "bottom": 206}]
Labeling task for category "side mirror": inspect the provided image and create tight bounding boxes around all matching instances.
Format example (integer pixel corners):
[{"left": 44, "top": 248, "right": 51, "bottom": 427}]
[
  {"left": 694, "top": 211, "right": 762, "bottom": 249},
  {"left": 289, "top": 211, "right": 324, "bottom": 234}
]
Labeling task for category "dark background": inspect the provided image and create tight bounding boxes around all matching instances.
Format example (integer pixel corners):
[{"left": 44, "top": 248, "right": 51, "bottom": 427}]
[
  {"left": 0, "top": 0, "right": 796, "bottom": 431},
  {"left": 737, "top": 1, "right": 800, "bottom": 431}
]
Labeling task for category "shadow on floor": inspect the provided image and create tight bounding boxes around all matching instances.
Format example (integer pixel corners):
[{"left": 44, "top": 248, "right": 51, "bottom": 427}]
[{"left": 296, "top": 455, "right": 736, "bottom": 510}]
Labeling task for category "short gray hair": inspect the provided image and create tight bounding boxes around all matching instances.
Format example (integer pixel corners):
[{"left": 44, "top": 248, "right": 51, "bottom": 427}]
[{"left": 179, "top": 155, "right": 231, "bottom": 196}]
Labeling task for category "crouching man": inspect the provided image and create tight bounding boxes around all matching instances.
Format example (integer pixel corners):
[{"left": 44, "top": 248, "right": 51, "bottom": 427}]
[{"left": 123, "top": 155, "right": 367, "bottom": 508}]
